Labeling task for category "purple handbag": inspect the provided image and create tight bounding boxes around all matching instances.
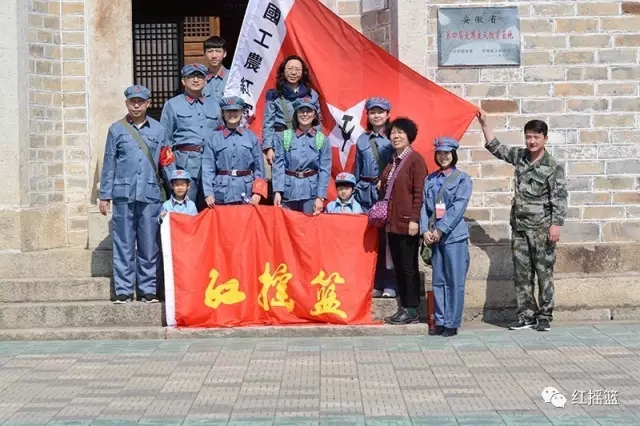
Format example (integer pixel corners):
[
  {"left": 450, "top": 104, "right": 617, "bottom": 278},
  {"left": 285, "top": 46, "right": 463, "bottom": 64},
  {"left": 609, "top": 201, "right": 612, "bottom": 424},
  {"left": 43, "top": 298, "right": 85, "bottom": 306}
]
[{"left": 367, "top": 153, "right": 411, "bottom": 228}]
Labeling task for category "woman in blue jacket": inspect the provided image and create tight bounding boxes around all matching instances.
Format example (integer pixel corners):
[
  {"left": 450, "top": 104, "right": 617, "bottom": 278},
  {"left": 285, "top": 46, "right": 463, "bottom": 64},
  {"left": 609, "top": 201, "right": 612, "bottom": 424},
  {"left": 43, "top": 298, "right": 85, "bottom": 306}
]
[{"left": 420, "top": 137, "right": 472, "bottom": 337}]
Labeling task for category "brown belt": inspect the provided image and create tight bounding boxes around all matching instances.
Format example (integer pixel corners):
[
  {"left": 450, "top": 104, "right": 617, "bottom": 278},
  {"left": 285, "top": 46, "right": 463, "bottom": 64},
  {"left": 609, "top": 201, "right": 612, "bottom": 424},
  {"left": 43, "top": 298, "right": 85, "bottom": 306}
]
[
  {"left": 173, "top": 144, "right": 203, "bottom": 153},
  {"left": 359, "top": 176, "right": 379, "bottom": 183},
  {"left": 273, "top": 124, "right": 287, "bottom": 132},
  {"left": 285, "top": 170, "right": 318, "bottom": 178},
  {"left": 217, "top": 169, "right": 252, "bottom": 177}
]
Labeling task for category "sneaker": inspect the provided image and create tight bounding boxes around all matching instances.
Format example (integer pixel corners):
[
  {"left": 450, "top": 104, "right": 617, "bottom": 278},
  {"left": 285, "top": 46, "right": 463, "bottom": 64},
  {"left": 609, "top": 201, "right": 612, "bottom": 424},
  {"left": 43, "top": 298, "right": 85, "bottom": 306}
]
[
  {"left": 372, "top": 289, "right": 383, "bottom": 298},
  {"left": 387, "top": 308, "right": 419, "bottom": 325},
  {"left": 508, "top": 319, "right": 536, "bottom": 330},
  {"left": 382, "top": 288, "right": 396, "bottom": 298},
  {"left": 535, "top": 318, "right": 551, "bottom": 331},
  {"left": 384, "top": 307, "right": 404, "bottom": 323},
  {"left": 113, "top": 294, "right": 132, "bottom": 304},
  {"left": 142, "top": 294, "right": 160, "bottom": 303}
]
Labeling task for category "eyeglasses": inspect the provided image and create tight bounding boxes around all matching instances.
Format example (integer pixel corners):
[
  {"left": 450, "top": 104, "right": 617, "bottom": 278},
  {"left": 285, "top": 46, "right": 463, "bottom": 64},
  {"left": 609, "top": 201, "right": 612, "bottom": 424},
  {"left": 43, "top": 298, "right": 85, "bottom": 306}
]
[{"left": 185, "top": 75, "right": 205, "bottom": 80}]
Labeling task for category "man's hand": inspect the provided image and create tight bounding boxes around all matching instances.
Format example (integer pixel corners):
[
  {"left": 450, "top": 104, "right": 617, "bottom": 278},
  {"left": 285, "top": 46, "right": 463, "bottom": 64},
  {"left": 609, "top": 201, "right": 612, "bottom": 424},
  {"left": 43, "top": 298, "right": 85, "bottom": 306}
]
[
  {"left": 205, "top": 196, "right": 215, "bottom": 208},
  {"left": 549, "top": 225, "right": 561, "bottom": 243},
  {"left": 423, "top": 231, "right": 433, "bottom": 244},
  {"left": 273, "top": 192, "right": 282, "bottom": 207},
  {"left": 476, "top": 108, "right": 487, "bottom": 125},
  {"left": 313, "top": 198, "right": 324, "bottom": 216},
  {"left": 99, "top": 200, "right": 110, "bottom": 216},
  {"left": 265, "top": 149, "right": 275, "bottom": 165},
  {"left": 408, "top": 220, "right": 419, "bottom": 236},
  {"left": 160, "top": 211, "right": 167, "bottom": 218},
  {"left": 250, "top": 194, "right": 261, "bottom": 205},
  {"left": 432, "top": 228, "right": 442, "bottom": 243}
]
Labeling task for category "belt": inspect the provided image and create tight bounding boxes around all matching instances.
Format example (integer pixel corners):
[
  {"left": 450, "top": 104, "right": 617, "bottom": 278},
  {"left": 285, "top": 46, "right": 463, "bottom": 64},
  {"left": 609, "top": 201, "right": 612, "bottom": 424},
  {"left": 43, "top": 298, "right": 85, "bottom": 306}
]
[
  {"left": 217, "top": 169, "right": 252, "bottom": 177},
  {"left": 273, "top": 124, "right": 288, "bottom": 132},
  {"left": 285, "top": 170, "right": 318, "bottom": 178},
  {"left": 360, "top": 176, "right": 379, "bottom": 183},
  {"left": 173, "top": 144, "right": 203, "bottom": 153}
]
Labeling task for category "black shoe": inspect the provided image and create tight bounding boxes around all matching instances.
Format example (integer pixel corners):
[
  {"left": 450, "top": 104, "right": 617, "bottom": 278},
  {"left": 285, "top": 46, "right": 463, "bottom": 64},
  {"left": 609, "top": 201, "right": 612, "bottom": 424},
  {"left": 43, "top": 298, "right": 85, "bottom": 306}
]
[
  {"left": 535, "top": 318, "right": 550, "bottom": 331},
  {"left": 113, "top": 294, "right": 132, "bottom": 304},
  {"left": 429, "top": 325, "right": 445, "bottom": 336},
  {"left": 384, "top": 307, "right": 405, "bottom": 323},
  {"left": 142, "top": 294, "right": 160, "bottom": 303},
  {"left": 443, "top": 328, "right": 458, "bottom": 337},
  {"left": 508, "top": 319, "right": 536, "bottom": 330},
  {"left": 388, "top": 309, "right": 419, "bottom": 325}
]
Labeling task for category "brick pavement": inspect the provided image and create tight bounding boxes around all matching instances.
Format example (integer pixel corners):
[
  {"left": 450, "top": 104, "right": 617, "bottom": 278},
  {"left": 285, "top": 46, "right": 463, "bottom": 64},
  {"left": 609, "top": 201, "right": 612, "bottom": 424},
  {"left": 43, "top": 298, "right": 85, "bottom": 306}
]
[{"left": 1, "top": 322, "right": 640, "bottom": 425}]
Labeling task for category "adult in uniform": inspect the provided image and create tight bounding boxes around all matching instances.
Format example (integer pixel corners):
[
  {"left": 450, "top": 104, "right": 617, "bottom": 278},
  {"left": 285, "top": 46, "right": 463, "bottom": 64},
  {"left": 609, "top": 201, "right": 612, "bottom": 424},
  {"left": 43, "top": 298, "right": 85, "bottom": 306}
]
[
  {"left": 160, "top": 63, "right": 222, "bottom": 209},
  {"left": 354, "top": 97, "right": 396, "bottom": 298},
  {"left": 202, "top": 36, "right": 229, "bottom": 103},
  {"left": 202, "top": 96, "right": 268, "bottom": 206},
  {"left": 99, "top": 85, "right": 175, "bottom": 304},
  {"left": 477, "top": 109, "right": 568, "bottom": 332},
  {"left": 272, "top": 97, "right": 331, "bottom": 215},
  {"left": 421, "top": 137, "right": 473, "bottom": 337}
]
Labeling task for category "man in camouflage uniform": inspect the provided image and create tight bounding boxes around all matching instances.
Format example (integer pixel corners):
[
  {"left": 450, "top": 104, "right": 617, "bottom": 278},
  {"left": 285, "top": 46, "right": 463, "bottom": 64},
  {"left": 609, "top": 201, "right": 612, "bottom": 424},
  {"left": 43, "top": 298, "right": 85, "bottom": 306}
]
[{"left": 477, "top": 110, "right": 568, "bottom": 332}]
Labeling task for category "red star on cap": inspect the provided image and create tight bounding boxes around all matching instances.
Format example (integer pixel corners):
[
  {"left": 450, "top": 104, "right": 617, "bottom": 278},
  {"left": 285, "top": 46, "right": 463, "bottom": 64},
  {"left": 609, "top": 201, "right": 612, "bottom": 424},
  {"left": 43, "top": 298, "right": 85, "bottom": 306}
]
[
  {"left": 303, "top": 96, "right": 310, "bottom": 102},
  {"left": 135, "top": 86, "right": 140, "bottom": 92},
  {"left": 176, "top": 170, "right": 183, "bottom": 175},
  {"left": 228, "top": 98, "right": 234, "bottom": 104}
]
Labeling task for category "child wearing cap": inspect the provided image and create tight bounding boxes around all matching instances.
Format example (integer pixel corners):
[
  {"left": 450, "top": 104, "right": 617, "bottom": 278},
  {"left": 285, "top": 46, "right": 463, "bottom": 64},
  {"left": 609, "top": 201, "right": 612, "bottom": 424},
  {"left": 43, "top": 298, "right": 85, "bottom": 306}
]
[
  {"left": 420, "top": 137, "right": 472, "bottom": 337},
  {"left": 326, "top": 172, "right": 364, "bottom": 214},
  {"left": 272, "top": 97, "right": 331, "bottom": 215},
  {"left": 202, "top": 96, "right": 267, "bottom": 206},
  {"left": 354, "top": 96, "right": 396, "bottom": 298},
  {"left": 159, "top": 169, "right": 198, "bottom": 223}
]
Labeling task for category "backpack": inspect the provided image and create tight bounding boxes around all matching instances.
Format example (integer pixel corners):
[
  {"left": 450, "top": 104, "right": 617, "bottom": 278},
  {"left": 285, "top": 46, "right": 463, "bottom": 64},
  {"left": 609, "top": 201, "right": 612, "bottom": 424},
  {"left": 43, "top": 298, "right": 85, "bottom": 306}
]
[{"left": 283, "top": 129, "right": 324, "bottom": 152}]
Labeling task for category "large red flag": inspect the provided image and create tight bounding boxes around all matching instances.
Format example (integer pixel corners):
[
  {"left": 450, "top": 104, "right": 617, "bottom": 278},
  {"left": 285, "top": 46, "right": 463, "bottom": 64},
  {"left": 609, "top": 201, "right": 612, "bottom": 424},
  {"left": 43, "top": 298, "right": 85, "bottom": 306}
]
[{"left": 225, "top": 0, "right": 478, "bottom": 201}]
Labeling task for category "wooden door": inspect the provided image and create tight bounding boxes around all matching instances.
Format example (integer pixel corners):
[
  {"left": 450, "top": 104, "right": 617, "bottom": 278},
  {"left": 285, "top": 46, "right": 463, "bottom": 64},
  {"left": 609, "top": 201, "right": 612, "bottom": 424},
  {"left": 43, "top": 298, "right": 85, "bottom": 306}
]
[{"left": 183, "top": 16, "right": 221, "bottom": 66}]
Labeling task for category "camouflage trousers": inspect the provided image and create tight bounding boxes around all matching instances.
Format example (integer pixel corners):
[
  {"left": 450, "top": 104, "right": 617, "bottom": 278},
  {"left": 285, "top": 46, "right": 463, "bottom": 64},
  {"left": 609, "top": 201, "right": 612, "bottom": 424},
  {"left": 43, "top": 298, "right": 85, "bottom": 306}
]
[{"left": 511, "top": 228, "right": 556, "bottom": 322}]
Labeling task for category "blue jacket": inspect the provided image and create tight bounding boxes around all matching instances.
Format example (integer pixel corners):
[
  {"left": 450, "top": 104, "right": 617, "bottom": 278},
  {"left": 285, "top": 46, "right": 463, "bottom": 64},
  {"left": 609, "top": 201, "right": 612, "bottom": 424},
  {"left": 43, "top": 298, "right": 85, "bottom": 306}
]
[
  {"left": 420, "top": 169, "right": 473, "bottom": 244},
  {"left": 203, "top": 66, "right": 229, "bottom": 102},
  {"left": 99, "top": 116, "right": 172, "bottom": 204},
  {"left": 201, "top": 126, "right": 265, "bottom": 204},
  {"left": 354, "top": 131, "right": 393, "bottom": 209},
  {"left": 160, "top": 94, "right": 222, "bottom": 178},
  {"left": 326, "top": 196, "right": 364, "bottom": 214},
  {"left": 272, "top": 128, "right": 331, "bottom": 201},
  {"left": 261, "top": 86, "right": 321, "bottom": 151}
]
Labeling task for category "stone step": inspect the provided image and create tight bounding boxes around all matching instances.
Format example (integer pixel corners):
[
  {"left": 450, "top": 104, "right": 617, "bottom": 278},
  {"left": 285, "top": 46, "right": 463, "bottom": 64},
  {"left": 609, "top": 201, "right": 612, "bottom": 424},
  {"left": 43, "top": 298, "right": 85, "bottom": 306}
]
[
  {"left": 0, "top": 249, "right": 111, "bottom": 279},
  {"left": 0, "top": 278, "right": 112, "bottom": 302},
  {"left": 0, "top": 301, "right": 163, "bottom": 330}
]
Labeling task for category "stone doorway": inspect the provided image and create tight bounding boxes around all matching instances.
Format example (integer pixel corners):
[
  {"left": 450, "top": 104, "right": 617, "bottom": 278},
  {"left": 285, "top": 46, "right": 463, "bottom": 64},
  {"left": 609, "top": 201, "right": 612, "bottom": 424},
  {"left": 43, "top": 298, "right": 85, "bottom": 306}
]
[{"left": 131, "top": 0, "right": 249, "bottom": 119}]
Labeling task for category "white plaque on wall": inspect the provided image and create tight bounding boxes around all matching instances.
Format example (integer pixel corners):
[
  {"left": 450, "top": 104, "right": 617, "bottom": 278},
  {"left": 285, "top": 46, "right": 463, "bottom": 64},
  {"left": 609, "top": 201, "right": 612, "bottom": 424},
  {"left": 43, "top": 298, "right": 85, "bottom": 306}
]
[{"left": 362, "top": 0, "right": 387, "bottom": 14}]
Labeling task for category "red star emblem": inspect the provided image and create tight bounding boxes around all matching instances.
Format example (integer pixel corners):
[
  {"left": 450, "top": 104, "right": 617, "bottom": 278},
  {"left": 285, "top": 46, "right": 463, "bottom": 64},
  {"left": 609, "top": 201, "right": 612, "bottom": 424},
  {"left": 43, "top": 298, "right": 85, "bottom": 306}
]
[
  {"left": 135, "top": 86, "right": 140, "bottom": 92},
  {"left": 228, "top": 98, "right": 234, "bottom": 105}
]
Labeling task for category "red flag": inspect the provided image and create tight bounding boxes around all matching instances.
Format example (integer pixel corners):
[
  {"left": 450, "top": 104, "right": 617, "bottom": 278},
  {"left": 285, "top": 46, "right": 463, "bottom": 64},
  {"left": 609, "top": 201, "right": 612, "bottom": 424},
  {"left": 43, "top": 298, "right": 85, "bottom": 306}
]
[
  {"left": 161, "top": 206, "right": 379, "bottom": 328},
  {"left": 225, "top": 0, "right": 477, "bottom": 201}
]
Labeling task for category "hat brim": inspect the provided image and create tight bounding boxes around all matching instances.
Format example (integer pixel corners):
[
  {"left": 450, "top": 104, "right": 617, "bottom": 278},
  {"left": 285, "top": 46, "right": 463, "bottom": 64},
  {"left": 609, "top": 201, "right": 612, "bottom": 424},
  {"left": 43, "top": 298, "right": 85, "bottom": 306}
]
[
  {"left": 221, "top": 106, "right": 243, "bottom": 111},
  {"left": 366, "top": 103, "right": 390, "bottom": 111},
  {"left": 435, "top": 146, "right": 457, "bottom": 152},
  {"left": 335, "top": 180, "right": 356, "bottom": 186}
]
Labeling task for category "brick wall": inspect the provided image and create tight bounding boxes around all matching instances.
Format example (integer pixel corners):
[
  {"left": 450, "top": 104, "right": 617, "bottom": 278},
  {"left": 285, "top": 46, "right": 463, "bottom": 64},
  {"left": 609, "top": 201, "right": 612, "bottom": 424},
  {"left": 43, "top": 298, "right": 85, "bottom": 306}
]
[
  {"left": 322, "top": 0, "right": 363, "bottom": 31},
  {"left": 28, "top": 0, "right": 89, "bottom": 248},
  {"left": 415, "top": 0, "right": 640, "bottom": 244},
  {"left": 362, "top": 2, "right": 392, "bottom": 52}
]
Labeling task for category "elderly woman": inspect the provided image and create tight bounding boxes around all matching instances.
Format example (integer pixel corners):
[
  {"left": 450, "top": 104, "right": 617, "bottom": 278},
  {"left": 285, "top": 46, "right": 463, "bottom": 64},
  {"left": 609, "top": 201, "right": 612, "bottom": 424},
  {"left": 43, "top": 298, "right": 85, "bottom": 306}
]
[
  {"left": 421, "top": 137, "right": 472, "bottom": 337},
  {"left": 378, "top": 117, "right": 428, "bottom": 325}
]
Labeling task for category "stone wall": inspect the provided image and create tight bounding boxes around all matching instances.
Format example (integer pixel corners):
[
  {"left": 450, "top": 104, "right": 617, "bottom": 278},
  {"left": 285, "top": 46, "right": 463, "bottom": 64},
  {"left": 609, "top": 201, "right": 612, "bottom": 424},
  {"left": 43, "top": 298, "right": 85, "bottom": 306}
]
[
  {"left": 398, "top": 0, "right": 640, "bottom": 246},
  {"left": 361, "top": 1, "right": 393, "bottom": 53}
]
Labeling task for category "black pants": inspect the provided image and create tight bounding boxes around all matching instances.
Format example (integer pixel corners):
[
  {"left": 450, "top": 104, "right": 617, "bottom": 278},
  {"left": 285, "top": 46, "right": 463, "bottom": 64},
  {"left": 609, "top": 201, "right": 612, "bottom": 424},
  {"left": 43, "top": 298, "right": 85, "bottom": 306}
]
[{"left": 387, "top": 232, "right": 421, "bottom": 308}]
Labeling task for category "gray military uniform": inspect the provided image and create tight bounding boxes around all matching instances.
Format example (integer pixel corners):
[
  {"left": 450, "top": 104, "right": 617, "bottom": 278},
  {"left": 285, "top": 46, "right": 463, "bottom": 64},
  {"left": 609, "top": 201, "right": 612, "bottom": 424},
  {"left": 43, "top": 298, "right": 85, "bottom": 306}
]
[{"left": 485, "top": 137, "right": 568, "bottom": 323}]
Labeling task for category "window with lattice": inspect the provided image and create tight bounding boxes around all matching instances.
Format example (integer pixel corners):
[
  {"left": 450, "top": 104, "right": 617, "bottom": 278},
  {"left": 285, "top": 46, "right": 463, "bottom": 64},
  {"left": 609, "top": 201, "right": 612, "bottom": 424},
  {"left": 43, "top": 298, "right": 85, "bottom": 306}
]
[{"left": 184, "top": 16, "right": 211, "bottom": 37}]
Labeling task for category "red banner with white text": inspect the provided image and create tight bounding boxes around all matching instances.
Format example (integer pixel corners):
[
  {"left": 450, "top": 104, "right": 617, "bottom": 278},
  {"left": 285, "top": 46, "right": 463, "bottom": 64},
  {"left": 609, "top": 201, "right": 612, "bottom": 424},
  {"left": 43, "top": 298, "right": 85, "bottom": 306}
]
[{"left": 160, "top": 206, "right": 380, "bottom": 328}]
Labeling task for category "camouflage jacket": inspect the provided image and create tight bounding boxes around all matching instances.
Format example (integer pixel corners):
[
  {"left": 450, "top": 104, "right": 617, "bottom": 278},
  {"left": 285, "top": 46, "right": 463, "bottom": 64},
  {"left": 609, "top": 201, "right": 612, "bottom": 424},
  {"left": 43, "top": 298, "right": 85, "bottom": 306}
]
[{"left": 485, "top": 137, "right": 568, "bottom": 231}]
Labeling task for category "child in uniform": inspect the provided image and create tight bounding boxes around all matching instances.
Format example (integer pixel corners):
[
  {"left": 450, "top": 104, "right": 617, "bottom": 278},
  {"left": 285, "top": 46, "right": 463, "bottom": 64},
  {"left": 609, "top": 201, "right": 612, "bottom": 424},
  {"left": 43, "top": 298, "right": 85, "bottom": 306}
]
[
  {"left": 326, "top": 172, "right": 364, "bottom": 214},
  {"left": 159, "top": 169, "right": 198, "bottom": 223}
]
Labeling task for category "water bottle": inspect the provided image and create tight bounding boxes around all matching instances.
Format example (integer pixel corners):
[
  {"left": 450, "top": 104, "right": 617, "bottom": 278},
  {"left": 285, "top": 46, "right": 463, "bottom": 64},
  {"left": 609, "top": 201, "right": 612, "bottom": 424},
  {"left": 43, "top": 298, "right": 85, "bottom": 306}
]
[{"left": 240, "top": 192, "right": 251, "bottom": 204}]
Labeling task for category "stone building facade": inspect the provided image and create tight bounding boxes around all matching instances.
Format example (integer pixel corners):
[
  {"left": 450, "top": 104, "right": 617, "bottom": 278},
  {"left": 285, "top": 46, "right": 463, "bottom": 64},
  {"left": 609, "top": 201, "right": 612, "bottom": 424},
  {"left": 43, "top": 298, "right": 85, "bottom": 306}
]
[{"left": 1, "top": 0, "right": 638, "bottom": 282}]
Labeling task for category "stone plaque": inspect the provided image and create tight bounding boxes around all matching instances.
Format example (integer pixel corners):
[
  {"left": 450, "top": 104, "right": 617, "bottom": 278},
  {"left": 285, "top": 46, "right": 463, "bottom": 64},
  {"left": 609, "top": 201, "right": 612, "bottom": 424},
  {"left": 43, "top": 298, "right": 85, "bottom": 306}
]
[
  {"left": 437, "top": 6, "right": 521, "bottom": 67},
  {"left": 362, "top": 0, "right": 387, "bottom": 14}
]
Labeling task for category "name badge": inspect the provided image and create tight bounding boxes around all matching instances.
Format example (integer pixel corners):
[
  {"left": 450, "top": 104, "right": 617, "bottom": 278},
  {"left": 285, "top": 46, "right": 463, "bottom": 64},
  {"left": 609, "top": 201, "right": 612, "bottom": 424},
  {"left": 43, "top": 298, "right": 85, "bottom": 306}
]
[{"left": 435, "top": 203, "right": 446, "bottom": 219}]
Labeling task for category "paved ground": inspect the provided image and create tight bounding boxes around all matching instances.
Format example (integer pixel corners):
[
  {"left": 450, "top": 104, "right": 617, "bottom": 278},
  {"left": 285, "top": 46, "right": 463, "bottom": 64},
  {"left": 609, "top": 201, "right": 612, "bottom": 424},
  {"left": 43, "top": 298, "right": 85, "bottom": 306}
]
[{"left": 1, "top": 322, "right": 640, "bottom": 425}]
